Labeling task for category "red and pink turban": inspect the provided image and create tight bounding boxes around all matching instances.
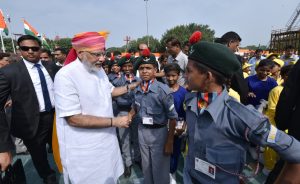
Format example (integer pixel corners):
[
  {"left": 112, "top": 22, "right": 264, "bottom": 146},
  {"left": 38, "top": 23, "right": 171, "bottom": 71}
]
[
  {"left": 64, "top": 31, "right": 108, "bottom": 66},
  {"left": 72, "top": 32, "right": 105, "bottom": 52}
]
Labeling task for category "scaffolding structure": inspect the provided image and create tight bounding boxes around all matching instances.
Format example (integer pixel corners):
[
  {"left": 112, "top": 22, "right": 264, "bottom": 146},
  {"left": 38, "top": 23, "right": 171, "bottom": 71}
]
[
  {"left": 269, "top": 3, "right": 300, "bottom": 53},
  {"left": 269, "top": 27, "right": 300, "bottom": 53}
]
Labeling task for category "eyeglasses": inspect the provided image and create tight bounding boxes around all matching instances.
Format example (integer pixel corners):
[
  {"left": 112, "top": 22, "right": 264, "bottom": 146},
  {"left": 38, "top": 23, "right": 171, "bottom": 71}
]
[
  {"left": 85, "top": 51, "right": 105, "bottom": 57},
  {"left": 20, "top": 46, "right": 40, "bottom": 52}
]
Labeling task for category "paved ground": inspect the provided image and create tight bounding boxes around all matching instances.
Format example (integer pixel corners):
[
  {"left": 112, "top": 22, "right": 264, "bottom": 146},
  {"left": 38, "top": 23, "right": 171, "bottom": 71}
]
[{"left": 14, "top": 152, "right": 267, "bottom": 184}]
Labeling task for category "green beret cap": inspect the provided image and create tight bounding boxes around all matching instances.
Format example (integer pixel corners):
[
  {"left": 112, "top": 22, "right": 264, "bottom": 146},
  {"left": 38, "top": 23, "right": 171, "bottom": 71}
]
[
  {"left": 109, "top": 57, "right": 119, "bottom": 67},
  {"left": 188, "top": 41, "right": 240, "bottom": 77},
  {"left": 118, "top": 54, "right": 135, "bottom": 66},
  {"left": 134, "top": 49, "right": 158, "bottom": 70},
  {"left": 134, "top": 55, "right": 157, "bottom": 70}
]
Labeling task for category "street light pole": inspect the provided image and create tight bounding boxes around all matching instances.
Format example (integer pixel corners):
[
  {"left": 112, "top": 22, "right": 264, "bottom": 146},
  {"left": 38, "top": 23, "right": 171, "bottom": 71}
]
[{"left": 144, "top": 0, "right": 149, "bottom": 47}]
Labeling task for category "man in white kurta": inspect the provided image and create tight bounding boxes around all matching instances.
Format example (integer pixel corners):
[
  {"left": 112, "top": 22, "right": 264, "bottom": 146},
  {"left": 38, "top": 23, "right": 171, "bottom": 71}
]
[
  {"left": 55, "top": 58, "right": 123, "bottom": 184},
  {"left": 54, "top": 32, "right": 138, "bottom": 184}
]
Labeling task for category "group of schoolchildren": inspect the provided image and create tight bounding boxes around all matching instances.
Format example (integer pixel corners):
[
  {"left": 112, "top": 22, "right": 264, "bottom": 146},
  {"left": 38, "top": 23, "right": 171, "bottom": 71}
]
[
  {"left": 100, "top": 37, "right": 300, "bottom": 184},
  {"left": 241, "top": 47, "right": 298, "bottom": 176}
]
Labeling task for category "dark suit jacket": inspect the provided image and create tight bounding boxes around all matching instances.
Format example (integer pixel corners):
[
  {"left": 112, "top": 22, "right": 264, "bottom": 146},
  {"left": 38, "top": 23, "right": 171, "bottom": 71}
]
[
  {"left": 231, "top": 55, "right": 249, "bottom": 105},
  {"left": 275, "top": 61, "right": 300, "bottom": 140},
  {"left": 0, "top": 60, "right": 60, "bottom": 152}
]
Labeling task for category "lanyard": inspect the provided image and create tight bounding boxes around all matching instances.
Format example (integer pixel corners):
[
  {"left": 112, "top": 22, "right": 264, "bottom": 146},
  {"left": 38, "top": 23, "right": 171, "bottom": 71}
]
[{"left": 141, "top": 79, "right": 154, "bottom": 93}]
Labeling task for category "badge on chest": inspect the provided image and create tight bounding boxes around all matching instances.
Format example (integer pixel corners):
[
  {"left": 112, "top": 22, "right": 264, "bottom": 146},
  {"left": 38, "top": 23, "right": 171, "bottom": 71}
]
[
  {"left": 142, "top": 117, "right": 153, "bottom": 125},
  {"left": 195, "top": 157, "right": 216, "bottom": 179}
]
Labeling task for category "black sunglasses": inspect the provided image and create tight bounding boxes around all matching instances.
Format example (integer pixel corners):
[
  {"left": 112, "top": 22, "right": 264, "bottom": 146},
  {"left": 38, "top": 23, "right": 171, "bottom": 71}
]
[{"left": 20, "top": 46, "right": 40, "bottom": 52}]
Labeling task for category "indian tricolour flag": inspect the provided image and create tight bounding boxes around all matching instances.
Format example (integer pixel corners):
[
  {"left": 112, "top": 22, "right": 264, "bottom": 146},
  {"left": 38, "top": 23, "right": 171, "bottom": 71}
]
[
  {"left": 41, "top": 34, "right": 51, "bottom": 50},
  {"left": 23, "top": 19, "right": 39, "bottom": 37},
  {"left": 0, "top": 9, "right": 9, "bottom": 36}
]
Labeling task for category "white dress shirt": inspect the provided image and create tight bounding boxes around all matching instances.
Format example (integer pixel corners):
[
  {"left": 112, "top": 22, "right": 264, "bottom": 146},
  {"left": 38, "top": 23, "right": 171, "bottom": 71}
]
[
  {"left": 54, "top": 58, "right": 123, "bottom": 184},
  {"left": 167, "top": 51, "right": 188, "bottom": 86},
  {"left": 23, "top": 59, "right": 55, "bottom": 112}
]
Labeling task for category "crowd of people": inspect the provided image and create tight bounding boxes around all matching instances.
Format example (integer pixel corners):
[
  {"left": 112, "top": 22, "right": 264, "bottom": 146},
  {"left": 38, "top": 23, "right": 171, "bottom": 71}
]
[{"left": 0, "top": 30, "right": 300, "bottom": 184}]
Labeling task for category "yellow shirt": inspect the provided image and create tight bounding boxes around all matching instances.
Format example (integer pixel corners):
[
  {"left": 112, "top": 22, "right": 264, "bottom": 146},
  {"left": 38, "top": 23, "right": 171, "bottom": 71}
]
[
  {"left": 243, "top": 72, "right": 249, "bottom": 79},
  {"left": 276, "top": 76, "right": 283, "bottom": 85},
  {"left": 265, "top": 85, "right": 283, "bottom": 126},
  {"left": 228, "top": 88, "right": 240, "bottom": 102}
]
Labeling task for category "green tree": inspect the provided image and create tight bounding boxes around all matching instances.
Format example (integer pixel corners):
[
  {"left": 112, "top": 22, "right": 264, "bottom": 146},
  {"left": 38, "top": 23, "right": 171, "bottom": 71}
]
[
  {"left": 243, "top": 45, "right": 268, "bottom": 50},
  {"left": 106, "top": 47, "right": 125, "bottom": 53},
  {"left": 53, "top": 38, "right": 72, "bottom": 51},
  {"left": 160, "top": 23, "right": 215, "bottom": 48},
  {"left": 1, "top": 37, "right": 17, "bottom": 53},
  {"left": 128, "top": 35, "right": 161, "bottom": 53}
]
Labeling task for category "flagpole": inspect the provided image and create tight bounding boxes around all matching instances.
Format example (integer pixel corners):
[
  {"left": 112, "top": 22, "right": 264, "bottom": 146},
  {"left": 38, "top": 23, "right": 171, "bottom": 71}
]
[
  {"left": 0, "top": 30, "right": 5, "bottom": 52},
  {"left": 6, "top": 14, "right": 16, "bottom": 54}
]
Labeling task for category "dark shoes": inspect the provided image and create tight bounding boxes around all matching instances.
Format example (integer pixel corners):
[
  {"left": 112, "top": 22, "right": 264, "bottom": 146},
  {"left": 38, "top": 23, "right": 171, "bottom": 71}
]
[
  {"left": 43, "top": 173, "right": 58, "bottom": 184},
  {"left": 124, "top": 165, "right": 132, "bottom": 178}
]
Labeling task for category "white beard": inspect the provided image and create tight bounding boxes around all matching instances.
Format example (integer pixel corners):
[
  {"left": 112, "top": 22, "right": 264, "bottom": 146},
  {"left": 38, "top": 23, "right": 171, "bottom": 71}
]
[{"left": 82, "top": 59, "right": 100, "bottom": 73}]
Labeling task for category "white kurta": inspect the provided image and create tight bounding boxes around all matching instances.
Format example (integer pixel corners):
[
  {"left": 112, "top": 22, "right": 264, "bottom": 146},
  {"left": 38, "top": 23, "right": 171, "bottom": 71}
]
[{"left": 54, "top": 59, "right": 123, "bottom": 184}]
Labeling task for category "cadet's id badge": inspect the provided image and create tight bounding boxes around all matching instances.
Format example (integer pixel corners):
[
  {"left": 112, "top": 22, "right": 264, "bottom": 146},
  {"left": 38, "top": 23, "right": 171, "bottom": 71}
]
[
  {"left": 142, "top": 117, "right": 153, "bottom": 125},
  {"left": 195, "top": 157, "right": 216, "bottom": 179}
]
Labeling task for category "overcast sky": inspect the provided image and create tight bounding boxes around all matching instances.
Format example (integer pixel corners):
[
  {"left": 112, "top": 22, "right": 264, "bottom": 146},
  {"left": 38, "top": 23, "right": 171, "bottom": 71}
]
[{"left": 1, "top": 0, "right": 299, "bottom": 48}]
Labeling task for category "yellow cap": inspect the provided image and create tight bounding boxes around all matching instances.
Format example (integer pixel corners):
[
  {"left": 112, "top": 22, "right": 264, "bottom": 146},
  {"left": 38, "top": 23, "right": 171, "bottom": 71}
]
[
  {"left": 242, "top": 62, "right": 253, "bottom": 69},
  {"left": 273, "top": 59, "right": 284, "bottom": 67},
  {"left": 266, "top": 53, "right": 279, "bottom": 59}
]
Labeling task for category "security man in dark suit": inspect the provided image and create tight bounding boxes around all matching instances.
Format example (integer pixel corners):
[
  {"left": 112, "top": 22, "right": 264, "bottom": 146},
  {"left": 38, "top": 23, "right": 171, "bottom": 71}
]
[
  {"left": 215, "top": 31, "right": 249, "bottom": 105},
  {"left": 0, "top": 35, "right": 59, "bottom": 184}
]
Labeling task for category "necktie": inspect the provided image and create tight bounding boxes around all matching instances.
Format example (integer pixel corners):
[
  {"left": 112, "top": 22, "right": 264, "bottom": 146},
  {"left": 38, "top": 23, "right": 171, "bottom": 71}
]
[{"left": 34, "top": 63, "right": 52, "bottom": 112}]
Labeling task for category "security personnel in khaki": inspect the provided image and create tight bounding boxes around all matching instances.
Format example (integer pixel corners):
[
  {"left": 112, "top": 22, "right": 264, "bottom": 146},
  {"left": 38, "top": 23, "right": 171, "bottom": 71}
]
[
  {"left": 129, "top": 49, "right": 178, "bottom": 184},
  {"left": 183, "top": 41, "right": 300, "bottom": 184}
]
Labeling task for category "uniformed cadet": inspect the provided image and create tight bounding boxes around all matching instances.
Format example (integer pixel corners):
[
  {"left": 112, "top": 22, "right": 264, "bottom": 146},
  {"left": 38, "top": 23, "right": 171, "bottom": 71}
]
[
  {"left": 108, "top": 55, "right": 122, "bottom": 116},
  {"left": 183, "top": 41, "right": 300, "bottom": 184},
  {"left": 115, "top": 54, "right": 141, "bottom": 177},
  {"left": 128, "top": 49, "right": 178, "bottom": 184},
  {"left": 102, "top": 59, "right": 110, "bottom": 75},
  {"left": 107, "top": 55, "right": 121, "bottom": 83}
]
